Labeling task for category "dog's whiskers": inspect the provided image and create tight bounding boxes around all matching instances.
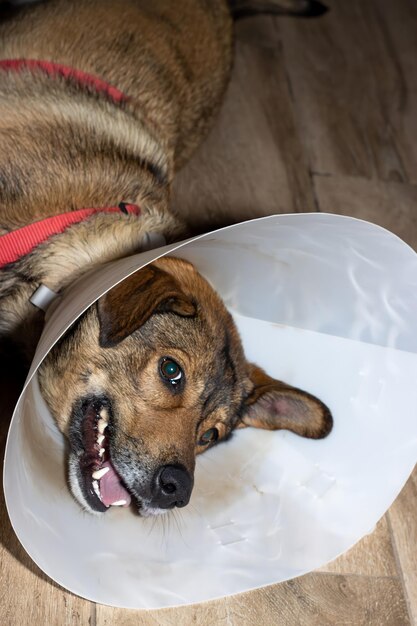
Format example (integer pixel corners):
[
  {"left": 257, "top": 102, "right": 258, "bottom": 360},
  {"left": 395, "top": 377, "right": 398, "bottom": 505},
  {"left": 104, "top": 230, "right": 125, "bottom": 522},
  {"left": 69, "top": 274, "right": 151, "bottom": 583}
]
[
  {"left": 160, "top": 512, "right": 170, "bottom": 549},
  {"left": 184, "top": 500, "right": 204, "bottom": 521},
  {"left": 171, "top": 509, "right": 191, "bottom": 549},
  {"left": 146, "top": 513, "right": 159, "bottom": 538}
]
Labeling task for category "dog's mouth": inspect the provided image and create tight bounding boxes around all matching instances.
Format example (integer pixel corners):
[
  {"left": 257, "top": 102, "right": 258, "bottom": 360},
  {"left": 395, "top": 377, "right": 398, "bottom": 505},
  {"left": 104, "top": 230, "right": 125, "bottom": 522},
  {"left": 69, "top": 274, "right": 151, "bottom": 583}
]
[{"left": 77, "top": 401, "right": 131, "bottom": 513}]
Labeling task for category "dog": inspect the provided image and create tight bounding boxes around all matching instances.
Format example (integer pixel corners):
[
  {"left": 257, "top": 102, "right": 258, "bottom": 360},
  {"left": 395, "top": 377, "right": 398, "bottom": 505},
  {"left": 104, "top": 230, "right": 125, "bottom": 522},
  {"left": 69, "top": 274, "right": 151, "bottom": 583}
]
[
  {"left": 38, "top": 256, "right": 333, "bottom": 514},
  {"left": 0, "top": 0, "right": 331, "bottom": 516}
]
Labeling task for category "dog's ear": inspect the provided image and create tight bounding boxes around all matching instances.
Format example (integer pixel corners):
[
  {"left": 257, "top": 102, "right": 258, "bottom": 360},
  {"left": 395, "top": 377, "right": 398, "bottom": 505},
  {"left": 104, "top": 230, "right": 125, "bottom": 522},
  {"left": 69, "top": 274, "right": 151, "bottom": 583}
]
[
  {"left": 239, "top": 364, "right": 332, "bottom": 439},
  {"left": 97, "top": 264, "right": 196, "bottom": 347}
]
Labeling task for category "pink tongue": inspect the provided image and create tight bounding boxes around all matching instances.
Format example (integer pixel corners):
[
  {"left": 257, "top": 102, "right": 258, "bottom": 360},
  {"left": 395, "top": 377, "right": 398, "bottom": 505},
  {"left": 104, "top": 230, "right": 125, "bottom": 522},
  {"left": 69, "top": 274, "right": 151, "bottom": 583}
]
[{"left": 99, "top": 460, "right": 131, "bottom": 507}]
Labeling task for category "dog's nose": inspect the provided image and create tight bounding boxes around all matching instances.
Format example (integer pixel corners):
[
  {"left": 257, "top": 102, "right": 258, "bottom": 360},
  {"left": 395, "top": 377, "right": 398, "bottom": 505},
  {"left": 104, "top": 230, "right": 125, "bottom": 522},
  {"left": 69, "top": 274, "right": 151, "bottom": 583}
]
[{"left": 152, "top": 464, "right": 193, "bottom": 509}]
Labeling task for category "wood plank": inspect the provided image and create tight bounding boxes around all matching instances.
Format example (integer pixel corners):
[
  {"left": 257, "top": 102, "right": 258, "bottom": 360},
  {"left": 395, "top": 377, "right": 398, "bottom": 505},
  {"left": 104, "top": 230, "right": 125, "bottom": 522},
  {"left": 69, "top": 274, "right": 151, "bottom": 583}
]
[
  {"left": 0, "top": 363, "right": 93, "bottom": 626},
  {"left": 318, "top": 515, "right": 398, "bottom": 578},
  {"left": 313, "top": 174, "right": 417, "bottom": 251},
  {"left": 375, "top": 0, "right": 417, "bottom": 184},
  {"left": 171, "top": 17, "right": 315, "bottom": 234},
  {"left": 96, "top": 573, "right": 410, "bottom": 626},
  {"left": 279, "top": 0, "right": 416, "bottom": 183},
  {"left": 388, "top": 467, "right": 417, "bottom": 626}
]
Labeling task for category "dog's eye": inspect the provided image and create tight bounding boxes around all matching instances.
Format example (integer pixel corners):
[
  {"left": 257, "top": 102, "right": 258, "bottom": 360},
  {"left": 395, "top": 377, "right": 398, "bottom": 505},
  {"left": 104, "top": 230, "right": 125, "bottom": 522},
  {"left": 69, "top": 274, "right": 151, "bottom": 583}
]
[
  {"left": 198, "top": 427, "right": 219, "bottom": 446},
  {"left": 159, "top": 358, "right": 183, "bottom": 386}
]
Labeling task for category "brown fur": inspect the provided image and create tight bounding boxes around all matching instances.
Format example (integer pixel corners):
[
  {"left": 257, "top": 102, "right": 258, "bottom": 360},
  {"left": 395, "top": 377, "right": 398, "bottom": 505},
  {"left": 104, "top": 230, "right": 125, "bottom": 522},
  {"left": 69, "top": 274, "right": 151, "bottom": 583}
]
[
  {"left": 0, "top": 0, "right": 332, "bottom": 514},
  {"left": 0, "top": 0, "right": 233, "bottom": 355}
]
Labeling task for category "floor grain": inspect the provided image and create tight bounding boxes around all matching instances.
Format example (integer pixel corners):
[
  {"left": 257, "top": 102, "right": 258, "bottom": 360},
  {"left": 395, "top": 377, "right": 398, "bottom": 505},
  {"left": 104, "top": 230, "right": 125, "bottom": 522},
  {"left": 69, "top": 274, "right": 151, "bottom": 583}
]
[
  {"left": 313, "top": 174, "right": 417, "bottom": 250},
  {"left": 279, "top": 0, "right": 414, "bottom": 183},
  {"left": 388, "top": 468, "right": 417, "bottom": 626},
  {"left": 318, "top": 516, "right": 398, "bottom": 578},
  {"left": 96, "top": 575, "right": 410, "bottom": 626}
]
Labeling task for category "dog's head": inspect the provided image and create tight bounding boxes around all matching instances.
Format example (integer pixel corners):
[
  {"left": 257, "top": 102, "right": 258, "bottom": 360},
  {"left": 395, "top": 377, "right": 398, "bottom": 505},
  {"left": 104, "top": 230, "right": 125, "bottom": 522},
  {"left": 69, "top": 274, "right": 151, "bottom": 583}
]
[{"left": 39, "top": 257, "right": 332, "bottom": 516}]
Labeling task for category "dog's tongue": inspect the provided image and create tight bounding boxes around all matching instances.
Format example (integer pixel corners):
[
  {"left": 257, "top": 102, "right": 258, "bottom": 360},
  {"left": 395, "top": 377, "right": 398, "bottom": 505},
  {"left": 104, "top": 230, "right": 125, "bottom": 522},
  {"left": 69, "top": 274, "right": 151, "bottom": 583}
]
[{"left": 100, "top": 461, "right": 131, "bottom": 507}]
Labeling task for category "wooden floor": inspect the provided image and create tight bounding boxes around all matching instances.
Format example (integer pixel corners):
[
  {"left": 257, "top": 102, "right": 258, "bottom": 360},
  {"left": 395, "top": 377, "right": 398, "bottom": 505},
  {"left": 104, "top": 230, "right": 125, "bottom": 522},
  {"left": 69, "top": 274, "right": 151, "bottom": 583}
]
[{"left": 1, "top": 0, "right": 417, "bottom": 623}]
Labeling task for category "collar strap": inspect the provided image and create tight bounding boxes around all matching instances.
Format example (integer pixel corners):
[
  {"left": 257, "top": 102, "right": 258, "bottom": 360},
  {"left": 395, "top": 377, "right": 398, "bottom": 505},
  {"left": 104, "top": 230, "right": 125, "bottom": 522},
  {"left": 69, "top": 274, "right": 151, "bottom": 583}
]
[
  {"left": 0, "top": 59, "right": 129, "bottom": 105},
  {"left": 0, "top": 203, "right": 141, "bottom": 268}
]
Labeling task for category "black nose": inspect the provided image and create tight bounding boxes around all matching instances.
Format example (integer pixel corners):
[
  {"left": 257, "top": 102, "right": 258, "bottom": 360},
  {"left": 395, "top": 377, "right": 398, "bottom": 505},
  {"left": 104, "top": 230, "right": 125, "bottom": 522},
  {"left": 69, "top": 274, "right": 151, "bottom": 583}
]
[{"left": 152, "top": 464, "right": 193, "bottom": 509}]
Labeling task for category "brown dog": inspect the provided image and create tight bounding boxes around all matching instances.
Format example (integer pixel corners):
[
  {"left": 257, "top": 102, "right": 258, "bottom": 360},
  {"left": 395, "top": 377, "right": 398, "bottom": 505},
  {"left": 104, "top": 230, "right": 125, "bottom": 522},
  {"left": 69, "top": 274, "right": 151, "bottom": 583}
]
[
  {"left": 0, "top": 0, "right": 331, "bottom": 515},
  {"left": 38, "top": 256, "right": 332, "bottom": 515}
]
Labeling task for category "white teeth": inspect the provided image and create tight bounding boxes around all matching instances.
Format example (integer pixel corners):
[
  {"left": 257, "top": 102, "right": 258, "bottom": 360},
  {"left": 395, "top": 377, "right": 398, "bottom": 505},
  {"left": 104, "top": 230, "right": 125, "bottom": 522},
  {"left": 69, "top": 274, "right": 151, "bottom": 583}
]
[
  {"left": 99, "top": 408, "right": 109, "bottom": 420},
  {"left": 111, "top": 500, "right": 127, "bottom": 507},
  {"left": 92, "top": 466, "right": 110, "bottom": 480},
  {"left": 99, "top": 447, "right": 105, "bottom": 457},
  {"left": 97, "top": 419, "right": 108, "bottom": 434},
  {"left": 97, "top": 434, "right": 105, "bottom": 446},
  {"left": 92, "top": 480, "right": 101, "bottom": 498}
]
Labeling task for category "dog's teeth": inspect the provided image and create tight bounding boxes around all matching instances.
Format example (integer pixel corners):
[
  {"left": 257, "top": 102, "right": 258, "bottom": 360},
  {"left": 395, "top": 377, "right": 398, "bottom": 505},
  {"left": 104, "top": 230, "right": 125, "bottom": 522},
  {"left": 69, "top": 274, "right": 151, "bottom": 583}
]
[
  {"left": 99, "top": 447, "right": 105, "bottom": 457},
  {"left": 97, "top": 434, "right": 105, "bottom": 445},
  {"left": 92, "top": 480, "right": 101, "bottom": 498},
  {"left": 99, "top": 408, "right": 109, "bottom": 421},
  {"left": 111, "top": 500, "right": 127, "bottom": 506},
  {"left": 92, "top": 466, "right": 110, "bottom": 480},
  {"left": 97, "top": 419, "right": 108, "bottom": 434}
]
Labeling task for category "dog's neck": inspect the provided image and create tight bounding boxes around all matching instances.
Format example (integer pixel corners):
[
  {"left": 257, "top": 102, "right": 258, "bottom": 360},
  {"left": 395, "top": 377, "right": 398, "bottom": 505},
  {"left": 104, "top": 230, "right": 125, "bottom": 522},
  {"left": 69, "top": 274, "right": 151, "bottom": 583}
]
[{"left": 0, "top": 205, "right": 184, "bottom": 360}]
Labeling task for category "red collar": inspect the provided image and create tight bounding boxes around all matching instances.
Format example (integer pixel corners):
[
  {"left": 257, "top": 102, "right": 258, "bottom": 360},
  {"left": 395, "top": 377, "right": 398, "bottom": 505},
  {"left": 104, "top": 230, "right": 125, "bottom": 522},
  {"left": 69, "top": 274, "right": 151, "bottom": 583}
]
[
  {"left": 0, "top": 59, "right": 137, "bottom": 269},
  {"left": 0, "top": 58, "right": 129, "bottom": 105},
  {"left": 0, "top": 204, "right": 141, "bottom": 268}
]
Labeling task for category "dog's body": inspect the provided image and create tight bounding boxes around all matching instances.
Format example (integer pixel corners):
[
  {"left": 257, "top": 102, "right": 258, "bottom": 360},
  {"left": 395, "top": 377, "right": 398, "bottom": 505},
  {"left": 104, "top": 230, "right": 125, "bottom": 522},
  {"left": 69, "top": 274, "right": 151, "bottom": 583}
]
[
  {"left": 0, "top": 0, "right": 234, "bottom": 354},
  {"left": 0, "top": 0, "right": 332, "bottom": 516}
]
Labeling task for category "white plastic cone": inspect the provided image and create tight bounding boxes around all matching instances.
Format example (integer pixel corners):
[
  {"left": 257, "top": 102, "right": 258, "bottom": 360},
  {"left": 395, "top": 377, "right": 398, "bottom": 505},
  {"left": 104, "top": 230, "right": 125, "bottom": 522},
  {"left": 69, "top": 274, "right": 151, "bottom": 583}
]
[{"left": 4, "top": 213, "right": 417, "bottom": 608}]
